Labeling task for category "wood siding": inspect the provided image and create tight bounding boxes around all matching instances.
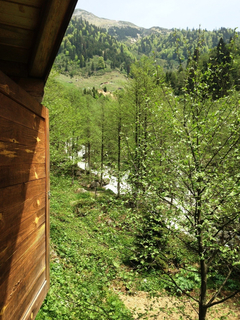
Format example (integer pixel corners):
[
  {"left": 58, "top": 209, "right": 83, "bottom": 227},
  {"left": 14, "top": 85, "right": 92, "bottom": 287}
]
[{"left": 0, "top": 71, "right": 49, "bottom": 320}]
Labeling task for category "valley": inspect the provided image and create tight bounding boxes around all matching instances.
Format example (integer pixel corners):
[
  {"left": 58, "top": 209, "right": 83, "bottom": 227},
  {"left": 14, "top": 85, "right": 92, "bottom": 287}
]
[{"left": 36, "top": 8, "right": 240, "bottom": 320}]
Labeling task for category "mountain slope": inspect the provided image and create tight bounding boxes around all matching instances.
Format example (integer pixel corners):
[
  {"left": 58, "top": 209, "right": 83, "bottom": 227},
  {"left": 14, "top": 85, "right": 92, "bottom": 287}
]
[
  {"left": 73, "top": 9, "right": 139, "bottom": 29},
  {"left": 53, "top": 8, "right": 240, "bottom": 92},
  {"left": 73, "top": 9, "right": 170, "bottom": 41}
]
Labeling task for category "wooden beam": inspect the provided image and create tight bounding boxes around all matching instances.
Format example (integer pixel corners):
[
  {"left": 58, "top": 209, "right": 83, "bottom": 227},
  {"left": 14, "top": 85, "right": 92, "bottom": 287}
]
[{"left": 29, "top": 0, "right": 78, "bottom": 79}]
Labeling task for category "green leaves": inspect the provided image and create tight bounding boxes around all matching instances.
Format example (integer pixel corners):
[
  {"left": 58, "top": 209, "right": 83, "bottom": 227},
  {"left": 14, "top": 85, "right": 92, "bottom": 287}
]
[
  {"left": 36, "top": 174, "right": 134, "bottom": 320},
  {"left": 42, "top": 42, "right": 240, "bottom": 320}
]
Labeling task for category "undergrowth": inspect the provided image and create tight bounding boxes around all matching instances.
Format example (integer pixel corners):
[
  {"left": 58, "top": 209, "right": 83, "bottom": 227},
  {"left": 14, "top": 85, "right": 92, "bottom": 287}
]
[
  {"left": 36, "top": 174, "right": 240, "bottom": 320},
  {"left": 36, "top": 174, "right": 135, "bottom": 320}
]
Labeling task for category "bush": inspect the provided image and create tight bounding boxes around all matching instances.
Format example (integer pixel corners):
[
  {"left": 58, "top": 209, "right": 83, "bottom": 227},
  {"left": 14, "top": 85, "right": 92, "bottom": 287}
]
[{"left": 129, "top": 210, "right": 169, "bottom": 270}]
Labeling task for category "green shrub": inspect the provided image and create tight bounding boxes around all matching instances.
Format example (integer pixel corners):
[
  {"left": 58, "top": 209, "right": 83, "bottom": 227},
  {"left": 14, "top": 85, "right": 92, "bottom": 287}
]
[{"left": 129, "top": 210, "right": 169, "bottom": 270}]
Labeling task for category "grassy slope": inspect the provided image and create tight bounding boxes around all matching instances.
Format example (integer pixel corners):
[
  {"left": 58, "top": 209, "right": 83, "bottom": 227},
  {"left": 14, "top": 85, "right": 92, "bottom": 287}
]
[
  {"left": 36, "top": 174, "right": 240, "bottom": 320},
  {"left": 56, "top": 70, "right": 128, "bottom": 93},
  {"left": 36, "top": 174, "right": 136, "bottom": 320}
]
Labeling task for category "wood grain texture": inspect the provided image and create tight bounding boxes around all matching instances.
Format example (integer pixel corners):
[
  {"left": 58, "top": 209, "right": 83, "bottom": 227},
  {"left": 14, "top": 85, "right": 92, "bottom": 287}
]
[
  {"left": 0, "top": 73, "right": 49, "bottom": 319},
  {"left": 0, "top": 141, "right": 45, "bottom": 165},
  {"left": 12, "top": 262, "right": 46, "bottom": 320},
  {"left": 17, "top": 78, "right": 45, "bottom": 103},
  {"left": 0, "top": 178, "right": 45, "bottom": 211},
  {"left": 0, "top": 94, "right": 45, "bottom": 132},
  {"left": 0, "top": 44, "right": 29, "bottom": 63},
  {"left": 6, "top": 0, "right": 44, "bottom": 8},
  {"left": 2, "top": 249, "right": 46, "bottom": 320},
  {"left": 0, "top": 71, "right": 46, "bottom": 118},
  {"left": 0, "top": 225, "right": 46, "bottom": 320},
  {"left": 0, "top": 236, "right": 46, "bottom": 297},
  {"left": 44, "top": 107, "right": 50, "bottom": 289},
  {"left": 0, "top": 215, "right": 45, "bottom": 284},
  {"left": 0, "top": 1, "right": 40, "bottom": 30},
  {"left": 21, "top": 280, "right": 48, "bottom": 320},
  {"left": 0, "top": 24, "right": 34, "bottom": 49},
  {"left": 0, "top": 196, "right": 45, "bottom": 258},
  {"left": 0, "top": 163, "right": 45, "bottom": 188},
  {"left": 0, "top": 117, "right": 45, "bottom": 147}
]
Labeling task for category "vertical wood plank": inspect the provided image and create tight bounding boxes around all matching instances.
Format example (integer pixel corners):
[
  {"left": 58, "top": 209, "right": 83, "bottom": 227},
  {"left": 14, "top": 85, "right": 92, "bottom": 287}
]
[
  {"left": 21, "top": 281, "right": 48, "bottom": 320},
  {"left": 45, "top": 107, "right": 50, "bottom": 290}
]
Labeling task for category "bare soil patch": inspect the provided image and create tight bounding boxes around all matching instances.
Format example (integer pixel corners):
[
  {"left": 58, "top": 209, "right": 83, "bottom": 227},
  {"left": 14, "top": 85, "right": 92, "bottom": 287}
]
[{"left": 119, "top": 291, "right": 240, "bottom": 319}]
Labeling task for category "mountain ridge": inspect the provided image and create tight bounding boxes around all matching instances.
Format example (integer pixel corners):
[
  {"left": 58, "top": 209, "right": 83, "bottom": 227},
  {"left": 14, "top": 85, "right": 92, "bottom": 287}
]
[
  {"left": 73, "top": 9, "right": 140, "bottom": 29},
  {"left": 73, "top": 9, "right": 171, "bottom": 39}
]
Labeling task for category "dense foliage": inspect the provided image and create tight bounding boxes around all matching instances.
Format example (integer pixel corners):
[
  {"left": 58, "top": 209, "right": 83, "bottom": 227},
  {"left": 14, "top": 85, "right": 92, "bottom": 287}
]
[
  {"left": 133, "top": 27, "right": 238, "bottom": 64},
  {"left": 40, "top": 20, "right": 240, "bottom": 320},
  {"left": 55, "top": 14, "right": 240, "bottom": 82},
  {"left": 56, "top": 17, "right": 134, "bottom": 76},
  {"left": 166, "top": 35, "right": 240, "bottom": 95},
  {"left": 36, "top": 175, "right": 134, "bottom": 320}
]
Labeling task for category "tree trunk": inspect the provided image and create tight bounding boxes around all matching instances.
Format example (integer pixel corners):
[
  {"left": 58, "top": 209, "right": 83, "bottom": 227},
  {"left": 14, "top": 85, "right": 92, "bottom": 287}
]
[
  {"left": 71, "top": 136, "right": 75, "bottom": 185},
  {"left": 199, "top": 304, "right": 207, "bottom": 320},
  {"left": 88, "top": 141, "right": 91, "bottom": 171},
  {"left": 134, "top": 99, "right": 140, "bottom": 203},
  {"left": 100, "top": 136, "right": 103, "bottom": 187},
  {"left": 141, "top": 110, "right": 147, "bottom": 193},
  {"left": 197, "top": 186, "right": 208, "bottom": 320},
  {"left": 199, "top": 259, "right": 208, "bottom": 320},
  {"left": 100, "top": 105, "right": 104, "bottom": 187},
  {"left": 87, "top": 141, "right": 91, "bottom": 183},
  {"left": 84, "top": 144, "right": 87, "bottom": 173},
  {"left": 117, "top": 117, "right": 121, "bottom": 197}
]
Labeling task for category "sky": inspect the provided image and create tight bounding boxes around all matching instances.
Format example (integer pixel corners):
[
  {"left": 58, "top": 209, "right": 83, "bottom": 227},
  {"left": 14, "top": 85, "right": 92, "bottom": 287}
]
[{"left": 76, "top": 0, "right": 240, "bottom": 31}]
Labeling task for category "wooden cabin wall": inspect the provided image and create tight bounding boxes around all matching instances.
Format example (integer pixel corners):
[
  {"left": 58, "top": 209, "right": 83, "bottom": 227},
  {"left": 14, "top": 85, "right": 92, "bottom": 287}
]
[{"left": 0, "top": 71, "right": 49, "bottom": 320}]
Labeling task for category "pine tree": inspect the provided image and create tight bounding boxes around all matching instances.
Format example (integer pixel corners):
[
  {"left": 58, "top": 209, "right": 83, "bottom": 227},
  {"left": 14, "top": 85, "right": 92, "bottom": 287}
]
[{"left": 97, "top": 56, "right": 105, "bottom": 70}]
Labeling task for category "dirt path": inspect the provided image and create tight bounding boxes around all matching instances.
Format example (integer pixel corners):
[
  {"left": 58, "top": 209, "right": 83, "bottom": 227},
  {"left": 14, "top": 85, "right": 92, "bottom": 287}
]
[{"left": 119, "top": 291, "right": 240, "bottom": 319}]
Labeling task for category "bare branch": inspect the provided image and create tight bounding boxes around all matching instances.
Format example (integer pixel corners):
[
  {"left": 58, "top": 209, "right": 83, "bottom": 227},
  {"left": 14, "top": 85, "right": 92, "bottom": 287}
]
[
  {"left": 207, "top": 268, "right": 232, "bottom": 306},
  {"left": 159, "top": 267, "right": 199, "bottom": 303},
  {"left": 207, "top": 290, "right": 240, "bottom": 308}
]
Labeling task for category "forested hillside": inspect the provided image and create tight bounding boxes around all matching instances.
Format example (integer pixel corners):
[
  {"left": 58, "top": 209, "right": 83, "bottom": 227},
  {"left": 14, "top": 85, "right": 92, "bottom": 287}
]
[
  {"left": 56, "top": 17, "right": 134, "bottom": 76},
  {"left": 37, "top": 10, "right": 240, "bottom": 320},
  {"left": 55, "top": 10, "right": 240, "bottom": 95}
]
